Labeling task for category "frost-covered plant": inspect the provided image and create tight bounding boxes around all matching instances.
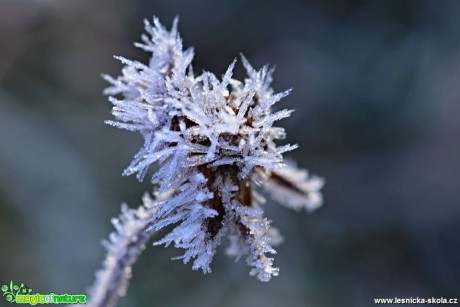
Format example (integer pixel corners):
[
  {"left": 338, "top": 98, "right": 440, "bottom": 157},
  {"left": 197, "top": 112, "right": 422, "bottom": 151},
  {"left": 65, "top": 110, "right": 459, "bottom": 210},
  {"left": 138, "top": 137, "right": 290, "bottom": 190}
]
[{"left": 86, "top": 17, "right": 324, "bottom": 307}]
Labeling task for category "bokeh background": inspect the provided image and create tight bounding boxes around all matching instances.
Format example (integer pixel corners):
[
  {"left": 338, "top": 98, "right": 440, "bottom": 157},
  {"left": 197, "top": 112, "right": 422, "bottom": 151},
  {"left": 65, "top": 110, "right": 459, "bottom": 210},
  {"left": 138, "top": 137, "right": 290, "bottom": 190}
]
[{"left": 1, "top": 0, "right": 459, "bottom": 306}]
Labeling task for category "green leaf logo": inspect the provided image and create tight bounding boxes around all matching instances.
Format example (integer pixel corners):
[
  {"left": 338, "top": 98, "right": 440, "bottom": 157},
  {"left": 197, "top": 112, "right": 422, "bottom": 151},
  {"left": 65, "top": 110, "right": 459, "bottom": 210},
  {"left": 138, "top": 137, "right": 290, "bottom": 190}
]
[{"left": 2, "top": 281, "right": 33, "bottom": 303}]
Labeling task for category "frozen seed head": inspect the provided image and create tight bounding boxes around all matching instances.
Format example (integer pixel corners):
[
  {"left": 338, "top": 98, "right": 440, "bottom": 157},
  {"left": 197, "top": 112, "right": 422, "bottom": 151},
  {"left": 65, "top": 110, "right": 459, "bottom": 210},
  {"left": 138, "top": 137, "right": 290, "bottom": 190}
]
[{"left": 104, "top": 16, "right": 324, "bottom": 282}]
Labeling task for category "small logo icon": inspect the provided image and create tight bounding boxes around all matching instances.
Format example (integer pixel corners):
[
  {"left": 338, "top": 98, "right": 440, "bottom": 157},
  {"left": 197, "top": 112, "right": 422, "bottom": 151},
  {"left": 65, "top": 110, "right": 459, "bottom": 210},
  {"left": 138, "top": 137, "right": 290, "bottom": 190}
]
[
  {"left": 2, "top": 281, "right": 33, "bottom": 303},
  {"left": 1, "top": 280, "right": 86, "bottom": 305}
]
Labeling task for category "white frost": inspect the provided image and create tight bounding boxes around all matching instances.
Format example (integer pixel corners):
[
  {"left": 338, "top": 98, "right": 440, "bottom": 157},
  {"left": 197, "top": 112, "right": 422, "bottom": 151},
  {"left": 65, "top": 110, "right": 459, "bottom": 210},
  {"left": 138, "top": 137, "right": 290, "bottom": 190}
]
[{"left": 100, "top": 16, "right": 324, "bottom": 287}]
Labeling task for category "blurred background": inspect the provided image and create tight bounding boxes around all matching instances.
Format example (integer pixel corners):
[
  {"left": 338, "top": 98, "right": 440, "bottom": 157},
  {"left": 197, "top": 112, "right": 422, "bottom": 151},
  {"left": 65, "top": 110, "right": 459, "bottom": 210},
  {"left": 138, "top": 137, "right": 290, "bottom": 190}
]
[{"left": 1, "top": 0, "right": 459, "bottom": 306}]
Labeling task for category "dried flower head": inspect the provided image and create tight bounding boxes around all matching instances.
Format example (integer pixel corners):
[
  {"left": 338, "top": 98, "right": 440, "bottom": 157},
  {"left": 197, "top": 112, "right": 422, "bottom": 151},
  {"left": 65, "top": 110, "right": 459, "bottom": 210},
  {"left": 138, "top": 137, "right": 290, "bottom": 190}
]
[{"left": 87, "top": 16, "right": 324, "bottom": 307}]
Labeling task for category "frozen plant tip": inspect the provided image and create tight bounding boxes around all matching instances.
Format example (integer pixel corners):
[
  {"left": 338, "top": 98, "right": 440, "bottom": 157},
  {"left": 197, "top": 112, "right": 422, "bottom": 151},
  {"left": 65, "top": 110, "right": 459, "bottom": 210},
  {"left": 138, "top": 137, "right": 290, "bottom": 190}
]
[{"left": 87, "top": 16, "right": 324, "bottom": 307}]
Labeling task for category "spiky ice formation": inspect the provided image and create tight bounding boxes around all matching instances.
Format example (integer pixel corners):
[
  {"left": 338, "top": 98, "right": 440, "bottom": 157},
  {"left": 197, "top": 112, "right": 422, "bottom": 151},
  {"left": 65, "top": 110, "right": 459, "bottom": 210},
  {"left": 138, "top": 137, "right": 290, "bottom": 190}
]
[{"left": 86, "top": 16, "right": 324, "bottom": 307}]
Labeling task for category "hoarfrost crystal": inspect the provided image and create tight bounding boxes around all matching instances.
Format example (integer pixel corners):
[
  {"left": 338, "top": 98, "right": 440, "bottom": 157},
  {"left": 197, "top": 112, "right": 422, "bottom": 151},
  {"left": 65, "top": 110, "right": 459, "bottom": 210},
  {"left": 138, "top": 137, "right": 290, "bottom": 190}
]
[{"left": 87, "top": 16, "right": 324, "bottom": 307}]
